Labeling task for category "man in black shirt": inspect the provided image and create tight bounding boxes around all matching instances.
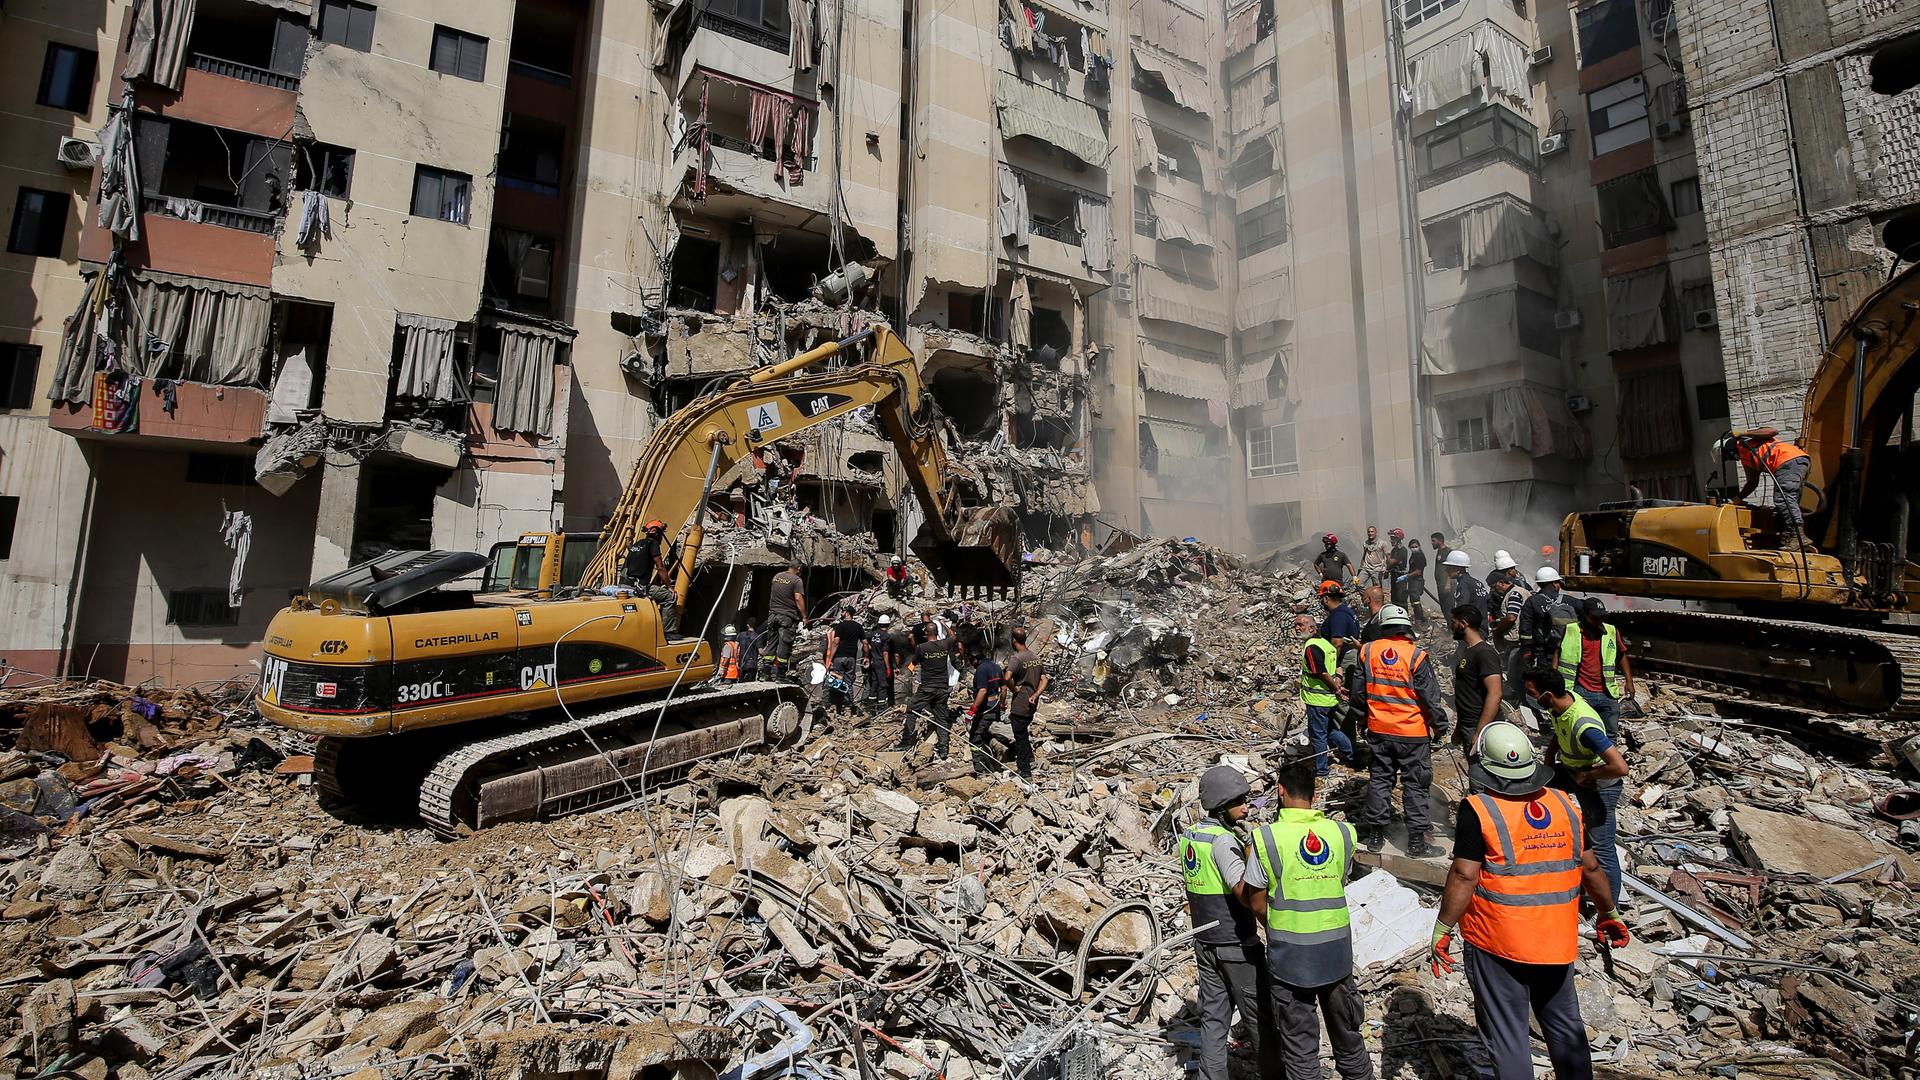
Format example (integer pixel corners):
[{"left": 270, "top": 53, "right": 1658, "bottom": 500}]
[
  {"left": 887, "top": 617, "right": 912, "bottom": 704},
  {"left": 763, "top": 562, "right": 806, "bottom": 680},
  {"left": 1314, "top": 533, "right": 1354, "bottom": 586},
  {"left": 1405, "top": 540, "right": 1429, "bottom": 623},
  {"left": 1449, "top": 604, "right": 1504, "bottom": 753},
  {"left": 901, "top": 626, "right": 954, "bottom": 759},
  {"left": 965, "top": 644, "right": 1006, "bottom": 774},
  {"left": 1387, "top": 529, "right": 1409, "bottom": 608},
  {"left": 864, "top": 614, "right": 895, "bottom": 710},
  {"left": 1003, "top": 627, "right": 1048, "bottom": 779},
  {"left": 736, "top": 619, "right": 762, "bottom": 681},
  {"left": 825, "top": 612, "right": 864, "bottom": 717},
  {"left": 624, "top": 520, "right": 680, "bottom": 632}
]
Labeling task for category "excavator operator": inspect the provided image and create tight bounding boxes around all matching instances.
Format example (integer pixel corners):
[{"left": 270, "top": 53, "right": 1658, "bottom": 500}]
[
  {"left": 1722, "top": 429, "right": 1815, "bottom": 552},
  {"left": 623, "top": 519, "right": 681, "bottom": 631}
]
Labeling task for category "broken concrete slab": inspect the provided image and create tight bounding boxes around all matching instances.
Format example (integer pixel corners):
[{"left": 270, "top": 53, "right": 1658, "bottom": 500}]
[{"left": 1728, "top": 805, "right": 1918, "bottom": 880}]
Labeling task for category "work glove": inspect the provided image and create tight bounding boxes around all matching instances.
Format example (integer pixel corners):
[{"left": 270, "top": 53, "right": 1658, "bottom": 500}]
[
  {"left": 964, "top": 706, "right": 978, "bottom": 721},
  {"left": 1428, "top": 922, "right": 1456, "bottom": 977},
  {"left": 1595, "top": 911, "right": 1630, "bottom": 949}
]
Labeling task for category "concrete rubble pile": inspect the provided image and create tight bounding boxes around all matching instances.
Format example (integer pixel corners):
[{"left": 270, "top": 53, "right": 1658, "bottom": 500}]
[{"left": 0, "top": 539, "right": 1916, "bottom": 1079}]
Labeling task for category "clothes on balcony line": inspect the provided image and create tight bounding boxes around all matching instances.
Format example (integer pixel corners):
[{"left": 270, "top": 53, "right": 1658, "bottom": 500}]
[
  {"left": 125, "top": 0, "right": 197, "bottom": 91},
  {"left": 998, "top": 165, "right": 1030, "bottom": 248},
  {"left": 155, "top": 378, "right": 178, "bottom": 416},
  {"left": 98, "top": 102, "right": 144, "bottom": 243},
  {"left": 94, "top": 370, "right": 140, "bottom": 433},
  {"left": 220, "top": 509, "right": 252, "bottom": 609},
  {"left": 395, "top": 313, "right": 464, "bottom": 403},
  {"left": 52, "top": 273, "right": 112, "bottom": 404},
  {"left": 297, "top": 189, "right": 331, "bottom": 248}
]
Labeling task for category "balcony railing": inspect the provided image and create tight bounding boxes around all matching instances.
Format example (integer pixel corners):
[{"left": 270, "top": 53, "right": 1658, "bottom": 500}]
[
  {"left": 1439, "top": 433, "right": 1500, "bottom": 455},
  {"left": 189, "top": 53, "right": 299, "bottom": 92},
  {"left": 508, "top": 58, "right": 572, "bottom": 87},
  {"left": 697, "top": 10, "right": 790, "bottom": 54},
  {"left": 709, "top": 129, "right": 817, "bottom": 171},
  {"left": 1031, "top": 217, "right": 1082, "bottom": 245},
  {"left": 1602, "top": 220, "right": 1669, "bottom": 248},
  {"left": 142, "top": 194, "right": 278, "bottom": 235}
]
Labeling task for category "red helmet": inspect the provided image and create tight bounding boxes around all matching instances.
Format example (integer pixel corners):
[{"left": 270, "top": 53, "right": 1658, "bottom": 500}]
[
  {"left": 644, "top": 520, "right": 665, "bottom": 531},
  {"left": 1323, "top": 533, "right": 1339, "bottom": 547},
  {"left": 1389, "top": 528, "right": 1405, "bottom": 540}
]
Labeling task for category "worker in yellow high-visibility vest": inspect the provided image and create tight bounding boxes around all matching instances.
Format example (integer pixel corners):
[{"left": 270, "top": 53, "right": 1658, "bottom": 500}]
[{"left": 1178, "top": 766, "right": 1282, "bottom": 1080}]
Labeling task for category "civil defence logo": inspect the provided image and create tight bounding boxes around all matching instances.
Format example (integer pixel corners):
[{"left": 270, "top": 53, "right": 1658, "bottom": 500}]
[
  {"left": 1524, "top": 799, "right": 1552, "bottom": 829},
  {"left": 1182, "top": 844, "right": 1200, "bottom": 873},
  {"left": 1381, "top": 648, "right": 1401, "bottom": 667},
  {"left": 1298, "top": 830, "right": 1332, "bottom": 867}
]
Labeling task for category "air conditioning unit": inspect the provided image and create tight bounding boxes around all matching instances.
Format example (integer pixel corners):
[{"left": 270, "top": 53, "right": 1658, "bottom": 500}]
[
  {"left": 55, "top": 137, "right": 99, "bottom": 170},
  {"left": 1689, "top": 306, "right": 1719, "bottom": 330},
  {"left": 1539, "top": 132, "right": 1569, "bottom": 157},
  {"left": 1654, "top": 117, "right": 1682, "bottom": 138},
  {"left": 1650, "top": 13, "right": 1671, "bottom": 37},
  {"left": 1529, "top": 46, "right": 1553, "bottom": 67},
  {"left": 1565, "top": 394, "right": 1593, "bottom": 414},
  {"left": 1553, "top": 308, "right": 1582, "bottom": 330}
]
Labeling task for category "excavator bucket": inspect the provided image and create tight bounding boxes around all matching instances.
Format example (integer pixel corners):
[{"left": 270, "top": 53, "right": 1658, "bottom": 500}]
[{"left": 912, "top": 506, "right": 1023, "bottom": 595}]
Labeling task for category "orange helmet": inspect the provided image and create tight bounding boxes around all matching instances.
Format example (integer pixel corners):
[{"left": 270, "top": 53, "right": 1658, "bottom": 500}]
[
  {"left": 1318, "top": 579, "right": 1343, "bottom": 597},
  {"left": 644, "top": 519, "right": 665, "bottom": 531}
]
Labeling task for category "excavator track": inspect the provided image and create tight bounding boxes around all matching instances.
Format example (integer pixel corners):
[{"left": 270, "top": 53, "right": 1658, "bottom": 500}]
[
  {"left": 415, "top": 681, "right": 804, "bottom": 837},
  {"left": 1613, "top": 609, "right": 1920, "bottom": 724}
]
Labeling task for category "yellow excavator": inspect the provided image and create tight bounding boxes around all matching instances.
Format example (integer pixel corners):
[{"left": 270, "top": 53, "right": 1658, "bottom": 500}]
[
  {"left": 255, "top": 327, "right": 1020, "bottom": 833},
  {"left": 1560, "top": 260, "right": 1920, "bottom": 719}
]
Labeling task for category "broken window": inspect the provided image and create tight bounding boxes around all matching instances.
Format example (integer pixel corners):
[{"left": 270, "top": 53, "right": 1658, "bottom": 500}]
[
  {"left": 8, "top": 188, "right": 65, "bottom": 257},
  {"left": 317, "top": 0, "right": 376, "bottom": 52},
  {"left": 267, "top": 301, "right": 330, "bottom": 426},
  {"left": 352, "top": 465, "right": 440, "bottom": 565},
  {"left": 700, "top": 0, "right": 792, "bottom": 52},
  {"left": 1870, "top": 30, "right": 1920, "bottom": 95},
  {"left": 411, "top": 165, "right": 472, "bottom": 225},
  {"left": 1031, "top": 306, "right": 1072, "bottom": 360},
  {"left": 1233, "top": 141, "right": 1275, "bottom": 189},
  {"left": 1596, "top": 168, "right": 1672, "bottom": 247},
  {"left": 1575, "top": 0, "right": 1640, "bottom": 68},
  {"left": 0, "top": 344, "right": 40, "bottom": 410},
  {"left": 1587, "top": 75, "right": 1650, "bottom": 157},
  {"left": 1025, "top": 179, "right": 1082, "bottom": 246},
  {"left": 187, "top": 0, "right": 307, "bottom": 86},
  {"left": 1246, "top": 422, "right": 1297, "bottom": 476},
  {"left": 1423, "top": 219, "right": 1464, "bottom": 270},
  {"left": 136, "top": 117, "right": 291, "bottom": 230},
  {"left": 486, "top": 229, "right": 557, "bottom": 309},
  {"left": 293, "top": 142, "right": 355, "bottom": 198},
  {"left": 430, "top": 25, "right": 489, "bottom": 82},
  {"left": 499, "top": 114, "right": 566, "bottom": 196},
  {"left": 1248, "top": 501, "right": 1301, "bottom": 549},
  {"left": 669, "top": 236, "right": 721, "bottom": 311},
  {"left": 168, "top": 588, "right": 240, "bottom": 627},
  {"left": 37, "top": 42, "right": 96, "bottom": 112},
  {"left": 1695, "top": 380, "right": 1729, "bottom": 421},
  {"left": 1236, "top": 197, "right": 1288, "bottom": 255}
]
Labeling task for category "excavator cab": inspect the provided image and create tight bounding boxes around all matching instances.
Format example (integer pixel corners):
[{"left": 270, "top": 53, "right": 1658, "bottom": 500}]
[{"left": 481, "top": 532, "right": 600, "bottom": 593}]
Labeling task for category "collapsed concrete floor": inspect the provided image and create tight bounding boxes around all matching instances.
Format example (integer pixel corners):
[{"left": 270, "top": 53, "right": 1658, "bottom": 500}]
[{"left": 1, "top": 538, "right": 1918, "bottom": 1079}]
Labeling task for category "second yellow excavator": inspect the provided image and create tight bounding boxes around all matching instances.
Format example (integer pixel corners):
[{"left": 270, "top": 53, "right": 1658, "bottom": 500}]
[
  {"left": 1560, "top": 261, "right": 1920, "bottom": 719},
  {"left": 254, "top": 327, "right": 1020, "bottom": 833}
]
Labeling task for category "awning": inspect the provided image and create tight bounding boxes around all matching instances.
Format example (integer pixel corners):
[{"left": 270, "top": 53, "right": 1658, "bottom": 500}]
[
  {"left": 1422, "top": 291, "right": 1517, "bottom": 375},
  {"left": 1132, "top": 47, "right": 1211, "bottom": 116},
  {"left": 1135, "top": 264, "right": 1230, "bottom": 336},
  {"left": 1231, "top": 353, "right": 1273, "bottom": 408},
  {"left": 994, "top": 70, "right": 1109, "bottom": 168},
  {"left": 1129, "top": 0, "right": 1206, "bottom": 64},
  {"left": 1234, "top": 270, "right": 1294, "bottom": 332},
  {"left": 1138, "top": 339, "right": 1229, "bottom": 401},
  {"left": 1605, "top": 267, "right": 1674, "bottom": 353},
  {"left": 1486, "top": 384, "right": 1591, "bottom": 460},
  {"left": 1225, "top": 3, "right": 1263, "bottom": 56},
  {"left": 1142, "top": 418, "right": 1223, "bottom": 481},
  {"left": 1460, "top": 198, "right": 1554, "bottom": 269},
  {"left": 1149, "top": 193, "right": 1211, "bottom": 247},
  {"left": 1616, "top": 365, "right": 1689, "bottom": 459}
]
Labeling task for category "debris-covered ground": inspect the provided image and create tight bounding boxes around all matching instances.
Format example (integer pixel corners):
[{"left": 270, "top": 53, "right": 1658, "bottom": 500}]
[{"left": 2, "top": 538, "right": 1918, "bottom": 1079}]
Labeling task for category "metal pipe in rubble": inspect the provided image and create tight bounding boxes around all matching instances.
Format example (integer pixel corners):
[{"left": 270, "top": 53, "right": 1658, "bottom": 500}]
[{"left": 748, "top": 328, "right": 877, "bottom": 385}]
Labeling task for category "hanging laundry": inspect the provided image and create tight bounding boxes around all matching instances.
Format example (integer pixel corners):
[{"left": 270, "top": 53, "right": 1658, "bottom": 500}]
[
  {"left": 220, "top": 508, "right": 252, "bottom": 609},
  {"left": 296, "top": 189, "right": 330, "bottom": 248},
  {"left": 153, "top": 378, "right": 178, "bottom": 415}
]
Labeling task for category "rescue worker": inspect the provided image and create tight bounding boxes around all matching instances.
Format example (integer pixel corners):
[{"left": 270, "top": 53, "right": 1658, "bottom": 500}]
[
  {"left": 1429, "top": 722, "right": 1629, "bottom": 1080},
  {"left": 1431, "top": 532, "right": 1452, "bottom": 570},
  {"left": 1179, "top": 766, "right": 1281, "bottom": 1080},
  {"left": 1295, "top": 614, "right": 1355, "bottom": 777},
  {"left": 1450, "top": 605, "right": 1503, "bottom": 752},
  {"left": 1246, "top": 759, "right": 1373, "bottom": 1080},
  {"left": 824, "top": 609, "right": 864, "bottom": 719},
  {"left": 1726, "top": 428, "right": 1815, "bottom": 551},
  {"left": 1492, "top": 550, "right": 1531, "bottom": 594},
  {"left": 1003, "top": 627, "right": 1047, "bottom": 779},
  {"left": 1441, "top": 550, "right": 1489, "bottom": 638},
  {"left": 718, "top": 625, "right": 743, "bottom": 684},
  {"left": 1405, "top": 538, "right": 1429, "bottom": 622},
  {"left": 1557, "top": 597, "right": 1634, "bottom": 736},
  {"left": 964, "top": 641, "right": 1006, "bottom": 774},
  {"left": 763, "top": 562, "right": 807, "bottom": 680},
  {"left": 1359, "top": 526, "right": 1390, "bottom": 593},
  {"left": 1315, "top": 534, "right": 1355, "bottom": 587},
  {"left": 1516, "top": 566, "right": 1578, "bottom": 691},
  {"left": 1357, "top": 585, "right": 1389, "bottom": 645},
  {"left": 1525, "top": 668, "right": 1630, "bottom": 908},
  {"left": 1387, "top": 529, "right": 1410, "bottom": 608},
  {"left": 737, "top": 619, "right": 762, "bottom": 681},
  {"left": 1319, "top": 582, "right": 1360, "bottom": 653},
  {"left": 884, "top": 555, "right": 911, "bottom": 599},
  {"left": 864, "top": 614, "right": 895, "bottom": 709},
  {"left": 624, "top": 520, "right": 681, "bottom": 633},
  {"left": 900, "top": 624, "right": 954, "bottom": 759},
  {"left": 1344, "top": 605, "right": 1449, "bottom": 857}
]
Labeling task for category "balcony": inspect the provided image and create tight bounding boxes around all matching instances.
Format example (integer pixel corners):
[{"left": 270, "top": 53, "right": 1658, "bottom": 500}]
[
  {"left": 708, "top": 130, "right": 817, "bottom": 173},
  {"left": 143, "top": 194, "right": 278, "bottom": 235},
  {"left": 51, "top": 381, "right": 267, "bottom": 448},
  {"left": 1031, "top": 216, "right": 1083, "bottom": 245},
  {"left": 698, "top": 9, "right": 790, "bottom": 55},
  {"left": 188, "top": 53, "right": 298, "bottom": 92},
  {"left": 1439, "top": 431, "right": 1500, "bottom": 455}
]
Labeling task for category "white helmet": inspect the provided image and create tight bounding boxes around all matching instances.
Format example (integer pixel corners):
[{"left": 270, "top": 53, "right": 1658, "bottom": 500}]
[
  {"left": 1444, "top": 549, "right": 1472, "bottom": 568},
  {"left": 1535, "top": 566, "right": 1562, "bottom": 584},
  {"left": 1493, "top": 550, "right": 1517, "bottom": 571},
  {"left": 723, "top": 624, "right": 737, "bottom": 635},
  {"left": 1376, "top": 605, "right": 1414, "bottom": 630},
  {"left": 878, "top": 614, "right": 892, "bottom": 625}
]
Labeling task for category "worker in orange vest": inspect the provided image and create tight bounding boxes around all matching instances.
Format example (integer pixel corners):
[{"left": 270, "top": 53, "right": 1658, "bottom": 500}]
[
  {"left": 1342, "top": 606, "right": 1448, "bottom": 858},
  {"left": 1429, "top": 722, "right": 1628, "bottom": 1080},
  {"left": 718, "top": 625, "right": 743, "bottom": 683},
  {"left": 1723, "top": 428, "right": 1814, "bottom": 551}
]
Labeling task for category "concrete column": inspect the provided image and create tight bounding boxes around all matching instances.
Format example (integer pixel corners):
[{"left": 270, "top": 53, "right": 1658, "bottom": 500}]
[{"left": 311, "top": 463, "right": 363, "bottom": 580}]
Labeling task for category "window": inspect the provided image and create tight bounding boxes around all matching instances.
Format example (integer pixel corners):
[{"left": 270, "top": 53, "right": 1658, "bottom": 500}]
[
  {"left": 186, "top": 454, "right": 255, "bottom": 485},
  {"left": 1401, "top": 0, "right": 1463, "bottom": 28},
  {"left": 37, "top": 43, "right": 97, "bottom": 112},
  {"left": 702, "top": 0, "right": 793, "bottom": 46},
  {"left": 1247, "top": 421, "right": 1299, "bottom": 477},
  {"left": 167, "top": 588, "right": 239, "bottom": 627},
  {"left": 317, "top": 0, "right": 376, "bottom": 52},
  {"left": 1418, "top": 107, "right": 1537, "bottom": 183},
  {"left": 1444, "top": 415, "right": 1495, "bottom": 454},
  {"left": 8, "top": 189, "right": 66, "bottom": 257},
  {"left": 1249, "top": 501, "right": 1301, "bottom": 549},
  {"left": 1517, "top": 288, "right": 1560, "bottom": 355},
  {"left": 1233, "top": 142, "right": 1274, "bottom": 188},
  {"left": 1595, "top": 169, "right": 1672, "bottom": 247},
  {"left": 1695, "top": 380, "right": 1729, "bottom": 421},
  {"left": 293, "top": 142, "right": 355, "bottom": 197},
  {"left": 1587, "top": 75, "right": 1650, "bottom": 156},
  {"left": 1422, "top": 219, "right": 1463, "bottom": 270},
  {"left": 411, "top": 165, "right": 472, "bottom": 224},
  {"left": 1575, "top": 0, "right": 1640, "bottom": 68},
  {"left": 498, "top": 115, "right": 566, "bottom": 195},
  {"left": 0, "top": 345, "right": 41, "bottom": 409},
  {"left": 431, "top": 26, "right": 489, "bottom": 81},
  {"left": 1670, "top": 176, "right": 1702, "bottom": 217},
  {"left": 0, "top": 496, "right": 15, "bottom": 560},
  {"left": 1236, "top": 198, "right": 1288, "bottom": 255}
]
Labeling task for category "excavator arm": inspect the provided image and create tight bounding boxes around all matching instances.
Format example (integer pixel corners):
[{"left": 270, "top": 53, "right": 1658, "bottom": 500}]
[{"left": 580, "top": 326, "right": 1020, "bottom": 597}]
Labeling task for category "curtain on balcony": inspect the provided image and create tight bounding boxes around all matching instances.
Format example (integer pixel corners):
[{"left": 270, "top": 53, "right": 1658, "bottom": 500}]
[
  {"left": 1231, "top": 353, "right": 1272, "bottom": 408},
  {"left": 1421, "top": 291, "right": 1516, "bottom": 375},
  {"left": 1225, "top": 4, "right": 1262, "bottom": 56},
  {"left": 494, "top": 322, "right": 573, "bottom": 437},
  {"left": 1605, "top": 267, "right": 1674, "bottom": 353},
  {"left": 1129, "top": 0, "right": 1205, "bottom": 64},
  {"left": 1407, "top": 24, "right": 1530, "bottom": 115},
  {"left": 1009, "top": 276, "right": 1033, "bottom": 349},
  {"left": 1132, "top": 47, "right": 1210, "bottom": 115},
  {"left": 124, "top": 0, "right": 197, "bottom": 91},
  {"left": 97, "top": 104, "right": 143, "bottom": 243},
  {"left": 994, "top": 71, "right": 1108, "bottom": 168},
  {"left": 1077, "top": 196, "right": 1112, "bottom": 271},
  {"left": 1234, "top": 270, "right": 1294, "bottom": 333},
  {"left": 997, "top": 165, "right": 1029, "bottom": 247},
  {"left": 1616, "top": 365, "right": 1689, "bottom": 459},
  {"left": 790, "top": 0, "right": 815, "bottom": 72},
  {"left": 1461, "top": 198, "right": 1554, "bottom": 268},
  {"left": 1138, "top": 339, "right": 1229, "bottom": 402},
  {"left": 395, "top": 313, "right": 462, "bottom": 403},
  {"left": 1486, "top": 384, "right": 1590, "bottom": 459},
  {"left": 51, "top": 273, "right": 111, "bottom": 404},
  {"left": 1135, "top": 265, "right": 1229, "bottom": 335},
  {"left": 1150, "top": 192, "right": 1210, "bottom": 247}
]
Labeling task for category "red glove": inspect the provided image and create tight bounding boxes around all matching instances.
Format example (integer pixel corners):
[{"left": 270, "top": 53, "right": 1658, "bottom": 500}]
[
  {"left": 1595, "top": 911, "right": 1630, "bottom": 949},
  {"left": 965, "top": 706, "right": 978, "bottom": 720},
  {"left": 1428, "top": 923, "right": 1456, "bottom": 978}
]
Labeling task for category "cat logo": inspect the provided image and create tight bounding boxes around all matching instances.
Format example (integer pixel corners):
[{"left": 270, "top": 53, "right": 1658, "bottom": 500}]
[
  {"left": 788, "top": 392, "right": 852, "bottom": 418},
  {"left": 747, "top": 402, "right": 783, "bottom": 433},
  {"left": 260, "top": 656, "right": 288, "bottom": 705},
  {"left": 516, "top": 610, "right": 533, "bottom": 626},
  {"left": 319, "top": 639, "right": 349, "bottom": 655},
  {"left": 520, "top": 662, "right": 558, "bottom": 691},
  {"left": 1641, "top": 555, "right": 1690, "bottom": 578}
]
